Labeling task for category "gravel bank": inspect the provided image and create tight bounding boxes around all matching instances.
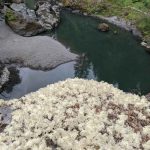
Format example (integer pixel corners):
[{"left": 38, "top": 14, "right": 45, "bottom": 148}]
[
  {"left": 0, "top": 79, "right": 149, "bottom": 149},
  {"left": 0, "top": 20, "right": 77, "bottom": 70}
]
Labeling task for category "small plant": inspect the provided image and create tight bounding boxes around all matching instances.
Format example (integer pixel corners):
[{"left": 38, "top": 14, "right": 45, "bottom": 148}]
[{"left": 5, "top": 9, "right": 17, "bottom": 21}]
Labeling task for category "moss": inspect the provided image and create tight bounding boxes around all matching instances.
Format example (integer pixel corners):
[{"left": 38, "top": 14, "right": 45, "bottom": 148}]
[{"left": 5, "top": 9, "right": 17, "bottom": 21}]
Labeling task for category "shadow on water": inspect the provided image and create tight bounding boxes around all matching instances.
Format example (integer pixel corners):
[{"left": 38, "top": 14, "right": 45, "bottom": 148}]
[{"left": 1, "top": 10, "right": 150, "bottom": 99}]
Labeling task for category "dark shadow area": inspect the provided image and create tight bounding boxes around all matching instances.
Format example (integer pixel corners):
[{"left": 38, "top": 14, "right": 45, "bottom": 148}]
[{"left": 0, "top": 66, "right": 21, "bottom": 99}]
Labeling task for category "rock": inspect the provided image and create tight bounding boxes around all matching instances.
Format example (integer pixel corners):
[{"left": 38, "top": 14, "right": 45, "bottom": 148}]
[
  {"left": 72, "top": 9, "right": 80, "bottom": 14},
  {"left": 36, "top": 2, "right": 60, "bottom": 30},
  {"left": 98, "top": 23, "right": 109, "bottom": 32},
  {"left": 10, "top": 3, "right": 36, "bottom": 19},
  {"left": 83, "top": 12, "right": 88, "bottom": 16},
  {"left": 141, "top": 41, "right": 150, "bottom": 50},
  {"left": 0, "top": 66, "right": 10, "bottom": 89},
  {"left": 10, "top": 3, "right": 27, "bottom": 12},
  {"left": 5, "top": 7, "right": 45, "bottom": 36},
  {"left": 141, "top": 41, "right": 147, "bottom": 47},
  {"left": 4, "top": 0, "right": 61, "bottom": 36}
]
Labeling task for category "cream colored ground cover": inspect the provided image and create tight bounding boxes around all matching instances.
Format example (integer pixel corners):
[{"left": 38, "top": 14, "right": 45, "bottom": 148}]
[{"left": 0, "top": 79, "right": 149, "bottom": 150}]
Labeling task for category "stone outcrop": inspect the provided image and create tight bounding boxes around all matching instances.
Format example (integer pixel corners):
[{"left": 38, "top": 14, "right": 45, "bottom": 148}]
[
  {"left": 36, "top": 1, "right": 60, "bottom": 30},
  {"left": 0, "top": 79, "right": 149, "bottom": 149},
  {"left": 5, "top": 7, "right": 45, "bottom": 36},
  {"left": 98, "top": 23, "right": 109, "bottom": 32},
  {"left": 4, "top": 0, "right": 61, "bottom": 36}
]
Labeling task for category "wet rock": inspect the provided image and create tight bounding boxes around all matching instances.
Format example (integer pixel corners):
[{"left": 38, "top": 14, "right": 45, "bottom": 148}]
[{"left": 98, "top": 23, "right": 109, "bottom": 32}]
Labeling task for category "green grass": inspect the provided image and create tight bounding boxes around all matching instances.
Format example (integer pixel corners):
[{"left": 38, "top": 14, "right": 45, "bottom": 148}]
[{"left": 137, "top": 17, "right": 150, "bottom": 37}]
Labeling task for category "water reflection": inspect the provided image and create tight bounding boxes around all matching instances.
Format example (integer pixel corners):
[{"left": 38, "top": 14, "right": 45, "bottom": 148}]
[
  {"left": 0, "top": 62, "right": 75, "bottom": 100},
  {"left": 74, "top": 53, "right": 91, "bottom": 78}
]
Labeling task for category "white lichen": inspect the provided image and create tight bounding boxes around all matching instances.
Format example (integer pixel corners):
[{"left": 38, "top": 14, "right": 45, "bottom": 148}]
[{"left": 0, "top": 78, "right": 149, "bottom": 149}]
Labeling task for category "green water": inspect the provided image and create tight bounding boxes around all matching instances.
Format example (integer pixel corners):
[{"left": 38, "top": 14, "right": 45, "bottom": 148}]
[{"left": 51, "top": 11, "right": 150, "bottom": 95}]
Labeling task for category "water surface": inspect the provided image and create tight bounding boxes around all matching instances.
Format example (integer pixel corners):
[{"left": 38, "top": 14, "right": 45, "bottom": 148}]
[{"left": 51, "top": 11, "right": 150, "bottom": 95}]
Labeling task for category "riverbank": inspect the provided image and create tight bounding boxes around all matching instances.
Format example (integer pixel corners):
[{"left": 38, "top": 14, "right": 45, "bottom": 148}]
[
  {"left": 0, "top": 18, "right": 77, "bottom": 70},
  {"left": 0, "top": 79, "right": 149, "bottom": 149},
  {"left": 61, "top": 0, "right": 150, "bottom": 50}
]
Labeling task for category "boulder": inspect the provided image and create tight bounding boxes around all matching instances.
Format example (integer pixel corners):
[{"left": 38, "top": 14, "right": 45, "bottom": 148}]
[
  {"left": 36, "top": 2, "right": 60, "bottom": 30},
  {"left": 98, "top": 23, "right": 109, "bottom": 32},
  {"left": 4, "top": 1, "right": 61, "bottom": 36},
  {"left": 5, "top": 7, "right": 45, "bottom": 36},
  {"left": 141, "top": 41, "right": 150, "bottom": 51}
]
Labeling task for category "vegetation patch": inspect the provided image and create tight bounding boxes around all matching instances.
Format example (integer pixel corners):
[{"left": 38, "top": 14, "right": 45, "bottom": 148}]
[
  {"left": 5, "top": 9, "right": 17, "bottom": 21},
  {"left": 137, "top": 17, "right": 150, "bottom": 37}
]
